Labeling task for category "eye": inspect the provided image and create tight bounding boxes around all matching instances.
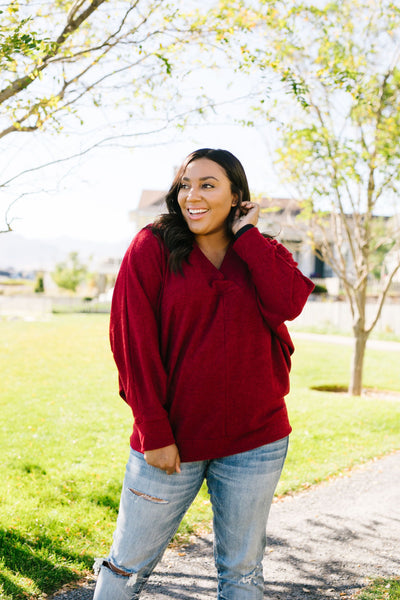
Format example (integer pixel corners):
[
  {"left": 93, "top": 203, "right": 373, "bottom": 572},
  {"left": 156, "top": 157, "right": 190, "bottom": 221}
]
[
  {"left": 202, "top": 183, "right": 214, "bottom": 189},
  {"left": 179, "top": 183, "right": 189, "bottom": 190}
]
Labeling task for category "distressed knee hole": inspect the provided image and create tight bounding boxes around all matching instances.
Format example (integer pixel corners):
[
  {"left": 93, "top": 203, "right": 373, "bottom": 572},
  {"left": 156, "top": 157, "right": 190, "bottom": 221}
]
[
  {"left": 105, "top": 560, "right": 139, "bottom": 587},
  {"left": 106, "top": 560, "right": 131, "bottom": 577},
  {"left": 129, "top": 488, "right": 169, "bottom": 504},
  {"left": 94, "top": 558, "right": 131, "bottom": 578}
]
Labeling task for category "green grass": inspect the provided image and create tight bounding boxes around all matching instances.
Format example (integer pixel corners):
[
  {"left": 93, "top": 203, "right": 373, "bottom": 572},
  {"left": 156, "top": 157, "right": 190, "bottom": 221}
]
[
  {"left": 0, "top": 314, "right": 399, "bottom": 599},
  {"left": 353, "top": 577, "right": 400, "bottom": 599},
  {"left": 0, "top": 279, "right": 33, "bottom": 286}
]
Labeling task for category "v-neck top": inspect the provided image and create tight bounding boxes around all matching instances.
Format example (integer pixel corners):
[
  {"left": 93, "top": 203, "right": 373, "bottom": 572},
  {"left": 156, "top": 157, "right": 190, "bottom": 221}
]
[
  {"left": 109, "top": 226, "right": 314, "bottom": 462},
  {"left": 193, "top": 241, "right": 233, "bottom": 273}
]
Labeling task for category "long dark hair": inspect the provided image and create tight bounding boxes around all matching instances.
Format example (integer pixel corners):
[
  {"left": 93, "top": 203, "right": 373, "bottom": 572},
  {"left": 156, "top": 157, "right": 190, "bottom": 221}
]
[{"left": 151, "top": 148, "right": 251, "bottom": 273}]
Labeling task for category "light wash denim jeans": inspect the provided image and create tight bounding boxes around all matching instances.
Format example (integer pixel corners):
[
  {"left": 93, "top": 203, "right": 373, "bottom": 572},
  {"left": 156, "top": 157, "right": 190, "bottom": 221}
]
[{"left": 93, "top": 437, "right": 289, "bottom": 600}]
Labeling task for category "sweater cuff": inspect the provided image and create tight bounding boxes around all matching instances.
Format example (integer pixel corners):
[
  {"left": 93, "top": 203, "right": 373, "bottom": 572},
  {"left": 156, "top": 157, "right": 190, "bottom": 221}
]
[
  {"left": 136, "top": 417, "right": 176, "bottom": 451},
  {"left": 233, "top": 224, "right": 254, "bottom": 240}
]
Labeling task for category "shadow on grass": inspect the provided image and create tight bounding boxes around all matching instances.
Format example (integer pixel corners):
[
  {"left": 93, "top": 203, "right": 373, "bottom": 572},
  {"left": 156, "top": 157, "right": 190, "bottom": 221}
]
[
  {"left": 0, "top": 478, "right": 122, "bottom": 599},
  {"left": 0, "top": 528, "right": 91, "bottom": 600},
  {"left": 90, "top": 487, "right": 120, "bottom": 513}
]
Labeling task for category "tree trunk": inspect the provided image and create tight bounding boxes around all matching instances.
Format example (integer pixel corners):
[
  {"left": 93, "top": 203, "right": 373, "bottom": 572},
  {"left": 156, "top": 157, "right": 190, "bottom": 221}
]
[{"left": 349, "top": 329, "right": 369, "bottom": 396}]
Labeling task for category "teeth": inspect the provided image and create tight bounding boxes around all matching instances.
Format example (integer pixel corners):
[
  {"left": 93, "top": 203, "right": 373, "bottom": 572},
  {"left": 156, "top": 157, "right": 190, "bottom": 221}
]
[{"left": 189, "top": 208, "right": 208, "bottom": 214}]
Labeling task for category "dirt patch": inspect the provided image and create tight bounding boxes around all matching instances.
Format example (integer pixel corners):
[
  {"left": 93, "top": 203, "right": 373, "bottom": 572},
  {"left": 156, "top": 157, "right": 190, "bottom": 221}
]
[{"left": 311, "top": 384, "right": 348, "bottom": 393}]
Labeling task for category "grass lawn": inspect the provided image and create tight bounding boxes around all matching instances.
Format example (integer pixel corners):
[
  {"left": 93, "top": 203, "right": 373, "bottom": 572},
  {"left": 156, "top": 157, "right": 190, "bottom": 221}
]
[
  {"left": 0, "top": 314, "right": 399, "bottom": 599},
  {"left": 353, "top": 577, "right": 400, "bottom": 600}
]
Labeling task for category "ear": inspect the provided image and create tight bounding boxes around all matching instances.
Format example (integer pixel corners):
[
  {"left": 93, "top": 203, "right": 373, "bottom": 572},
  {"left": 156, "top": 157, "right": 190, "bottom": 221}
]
[{"left": 231, "top": 193, "right": 239, "bottom": 207}]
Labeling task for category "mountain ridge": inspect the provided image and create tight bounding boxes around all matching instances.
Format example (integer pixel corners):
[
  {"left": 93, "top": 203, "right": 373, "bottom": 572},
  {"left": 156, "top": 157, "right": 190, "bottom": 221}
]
[{"left": 0, "top": 231, "right": 130, "bottom": 271}]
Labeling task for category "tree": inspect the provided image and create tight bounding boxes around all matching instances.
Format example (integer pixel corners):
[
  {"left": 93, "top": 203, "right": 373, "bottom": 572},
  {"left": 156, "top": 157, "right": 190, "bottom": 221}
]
[
  {"left": 52, "top": 251, "right": 88, "bottom": 292},
  {"left": 234, "top": 0, "right": 400, "bottom": 395},
  {"left": 34, "top": 272, "right": 45, "bottom": 293},
  {"left": 0, "top": 0, "right": 243, "bottom": 232}
]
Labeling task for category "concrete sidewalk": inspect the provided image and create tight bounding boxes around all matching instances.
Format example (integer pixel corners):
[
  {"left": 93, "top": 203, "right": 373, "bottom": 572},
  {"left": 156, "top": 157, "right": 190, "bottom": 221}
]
[
  {"left": 52, "top": 451, "right": 400, "bottom": 600},
  {"left": 291, "top": 331, "right": 400, "bottom": 352}
]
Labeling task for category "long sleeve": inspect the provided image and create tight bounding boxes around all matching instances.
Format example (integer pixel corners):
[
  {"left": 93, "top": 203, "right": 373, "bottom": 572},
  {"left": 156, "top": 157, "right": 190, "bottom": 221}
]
[
  {"left": 109, "top": 228, "right": 175, "bottom": 451},
  {"left": 233, "top": 226, "right": 314, "bottom": 332}
]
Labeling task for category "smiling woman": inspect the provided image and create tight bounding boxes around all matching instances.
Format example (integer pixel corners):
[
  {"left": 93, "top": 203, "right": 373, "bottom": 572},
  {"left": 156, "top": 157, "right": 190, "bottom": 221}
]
[
  {"left": 92, "top": 147, "right": 314, "bottom": 600},
  {"left": 152, "top": 147, "right": 256, "bottom": 272}
]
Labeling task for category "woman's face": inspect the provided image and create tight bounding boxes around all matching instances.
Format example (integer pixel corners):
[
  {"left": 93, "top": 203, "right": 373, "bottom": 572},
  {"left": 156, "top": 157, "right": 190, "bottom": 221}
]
[{"left": 177, "top": 158, "right": 238, "bottom": 242}]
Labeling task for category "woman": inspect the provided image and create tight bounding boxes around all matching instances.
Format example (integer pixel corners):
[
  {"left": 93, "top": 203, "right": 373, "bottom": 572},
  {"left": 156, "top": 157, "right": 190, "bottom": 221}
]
[{"left": 93, "top": 148, "right": 314, "bottom": 599}]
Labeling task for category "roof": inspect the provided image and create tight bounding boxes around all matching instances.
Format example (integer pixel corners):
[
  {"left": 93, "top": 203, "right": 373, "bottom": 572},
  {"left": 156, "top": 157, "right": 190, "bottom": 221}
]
[
  {"left": 138, "top": 190, "right": 166, "bottom": 209},
  {"left": 258, "top": 196, "right": 301, "bottom": 214}
]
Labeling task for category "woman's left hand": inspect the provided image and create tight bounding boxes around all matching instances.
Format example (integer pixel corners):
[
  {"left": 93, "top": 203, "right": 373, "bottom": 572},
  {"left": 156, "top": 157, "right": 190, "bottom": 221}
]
[
  {"left": 144, "top": 444, "right": 181, "bottom": 475},
  {"left": 231, "top": 202, "right": 260, "bottom": 236}
]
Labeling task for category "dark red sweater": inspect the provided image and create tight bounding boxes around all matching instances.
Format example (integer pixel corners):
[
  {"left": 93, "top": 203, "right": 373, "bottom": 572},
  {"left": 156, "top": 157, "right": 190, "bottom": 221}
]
[{"left": 109, "top": 226, "right": 314, "bottom": 462}]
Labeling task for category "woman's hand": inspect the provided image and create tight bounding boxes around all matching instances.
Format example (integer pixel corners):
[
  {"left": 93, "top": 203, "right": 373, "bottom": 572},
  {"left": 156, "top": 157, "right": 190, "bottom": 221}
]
[
  {"left": 144, "top": 444, "right": 181, "bottom": 475},
  {"left": 231, "top": 201, "right": 260, "bottom": 236}
]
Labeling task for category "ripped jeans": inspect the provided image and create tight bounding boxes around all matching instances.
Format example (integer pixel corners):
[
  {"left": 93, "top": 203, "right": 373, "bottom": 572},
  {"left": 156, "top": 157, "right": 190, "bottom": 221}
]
[{"left": 93, "top": 437, "right": 289, "bottom": 600}]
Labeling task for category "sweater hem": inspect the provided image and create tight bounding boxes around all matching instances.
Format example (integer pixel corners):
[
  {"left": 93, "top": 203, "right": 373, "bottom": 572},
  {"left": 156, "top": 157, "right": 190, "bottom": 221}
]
[{"left": 130, "top": 423, "right": 292, "bottom": 463}]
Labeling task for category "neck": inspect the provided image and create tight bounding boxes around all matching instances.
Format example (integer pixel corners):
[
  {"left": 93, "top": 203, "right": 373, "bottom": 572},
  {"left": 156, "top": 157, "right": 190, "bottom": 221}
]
[{"left": 195, "top": 232, "right": 231, "bottom": 269}]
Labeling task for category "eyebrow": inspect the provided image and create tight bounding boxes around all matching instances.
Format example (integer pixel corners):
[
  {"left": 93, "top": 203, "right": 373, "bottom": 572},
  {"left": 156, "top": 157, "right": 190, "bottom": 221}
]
[{"left": 181, "top": 175, "right": 219, "bottom": 182}]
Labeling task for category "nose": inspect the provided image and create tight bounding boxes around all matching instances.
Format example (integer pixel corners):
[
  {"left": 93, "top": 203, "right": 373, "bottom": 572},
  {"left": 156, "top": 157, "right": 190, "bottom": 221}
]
[{"left": 186, "top": 185, "right": 199, "bottom": 201}]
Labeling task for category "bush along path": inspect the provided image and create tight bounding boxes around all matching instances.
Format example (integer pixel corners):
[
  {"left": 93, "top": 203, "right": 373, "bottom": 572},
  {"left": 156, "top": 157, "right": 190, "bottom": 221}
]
[{"left": 51, "top": 451, "right": 400, "bottom": 600}]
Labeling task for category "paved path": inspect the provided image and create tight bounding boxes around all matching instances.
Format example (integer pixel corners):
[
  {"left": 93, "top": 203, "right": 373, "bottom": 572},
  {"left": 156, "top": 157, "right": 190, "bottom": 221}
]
[
  {"left": 51, "top": 451, "right": 400, "bottom": 600},
  {"left": 291, "top": 331, "right": 400, "bottom": 352}
]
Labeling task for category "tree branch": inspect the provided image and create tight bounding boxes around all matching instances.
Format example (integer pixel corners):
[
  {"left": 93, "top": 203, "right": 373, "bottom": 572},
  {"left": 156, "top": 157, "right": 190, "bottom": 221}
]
[
  {"left": 0, "top": 0, "right": 107, "bottom": 105},
  {"left": 0, "top": 92, "right": 250, "bottom": 189},
  {"left": 366, "top": 261, "right": 400, "bottom": 334}
]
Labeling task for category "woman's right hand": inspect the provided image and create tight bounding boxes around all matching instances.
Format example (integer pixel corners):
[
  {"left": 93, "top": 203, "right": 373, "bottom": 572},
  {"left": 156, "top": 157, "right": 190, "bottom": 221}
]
[
  {"left": 144, "top": 444, "right": 181, "bottom": 475},
  {"left": 231, "top": 201, "right": 260, "bottom": 236}
]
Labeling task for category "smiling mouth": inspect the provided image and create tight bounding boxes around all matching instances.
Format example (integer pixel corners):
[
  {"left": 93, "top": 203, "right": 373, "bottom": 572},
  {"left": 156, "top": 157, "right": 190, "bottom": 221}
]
[{"left": 188, "top": 208, "right": 209, "bottom": 215}]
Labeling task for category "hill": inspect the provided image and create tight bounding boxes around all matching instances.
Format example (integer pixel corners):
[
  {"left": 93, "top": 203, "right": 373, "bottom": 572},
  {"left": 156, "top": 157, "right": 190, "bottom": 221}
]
[{"left": 0, "top": 232, "right": 129, "bottom": 271}]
